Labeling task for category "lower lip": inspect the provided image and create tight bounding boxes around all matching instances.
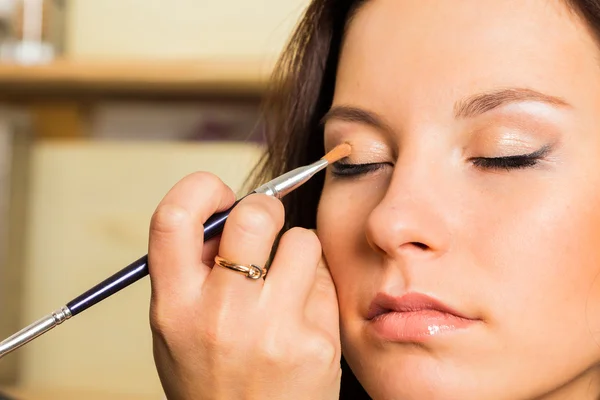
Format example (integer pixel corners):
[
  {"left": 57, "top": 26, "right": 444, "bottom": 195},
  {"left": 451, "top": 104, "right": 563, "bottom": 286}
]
[{"left": 368, "top": 310, "right": 475, "bottom": 342}]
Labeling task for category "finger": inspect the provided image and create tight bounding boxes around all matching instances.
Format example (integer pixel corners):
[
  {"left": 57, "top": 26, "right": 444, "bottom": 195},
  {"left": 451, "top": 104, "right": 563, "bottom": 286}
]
[
  {"left": 263, "top": 227, "right": 321, "bottom": 314},
  {"left": 148, "top": 172, "right": 236, "bottom": 302},
  {"left": 201, "top": 236, "right": 221, "bottom": 266},
  {"left": 304, "top": 256, "right": 340, "bottom": 339},
  {"left": 204, "top": 193, "right": 284, "bottom": 299}
]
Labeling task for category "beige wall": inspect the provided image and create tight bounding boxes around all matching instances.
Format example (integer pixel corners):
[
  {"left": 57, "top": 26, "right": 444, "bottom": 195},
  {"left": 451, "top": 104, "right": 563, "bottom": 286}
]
[
  {"left": 66, "top": 0, "right": 309, "bottom": 62},
  {"left": 18, "top": 141, "right": 263, "bottom": 397}
]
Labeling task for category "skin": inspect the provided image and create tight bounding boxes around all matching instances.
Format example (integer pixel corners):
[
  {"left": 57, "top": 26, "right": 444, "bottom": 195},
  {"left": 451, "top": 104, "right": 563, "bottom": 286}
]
[
  {"left": 149, "top": 0, "right": 600, "bottom": 399},
  {"left": 317, "top": 0, "right": 600, "bottom": 399},
  {"left": 148, "top": 176, "right": 341, "bottom": 399}
]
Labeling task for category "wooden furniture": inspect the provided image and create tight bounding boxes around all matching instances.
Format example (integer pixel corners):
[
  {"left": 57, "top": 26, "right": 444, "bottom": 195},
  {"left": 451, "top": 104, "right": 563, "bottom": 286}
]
[
  {"left": 0, "top": 59, "right": 271, "bottom": 98},
  {"left": 0, "top": 58, "right": 272, "bottom": 138}
]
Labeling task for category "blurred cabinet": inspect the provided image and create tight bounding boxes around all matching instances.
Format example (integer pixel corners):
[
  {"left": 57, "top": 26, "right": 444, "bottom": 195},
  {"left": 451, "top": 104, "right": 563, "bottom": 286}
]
[
  {"left": 0, "top": 114, "right": 15, "bottom": 385},
  {"left": 18, "top": 141, "right": 263, "bottom": 398},
  {"left": 0, "top": 1, "right": 300, "bottom": 394},
  {"left": 0, "top": 59, "right": 270, "bottom": 139},
  {"left": 0, "top": 110, "right": 33, "bottom": 386}
]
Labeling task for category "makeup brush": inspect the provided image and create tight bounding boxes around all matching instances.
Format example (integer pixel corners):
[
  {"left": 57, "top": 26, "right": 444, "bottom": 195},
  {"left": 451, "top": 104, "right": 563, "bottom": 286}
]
[{"left": 0, "top": 143, "right": 352, "bottom": 359}]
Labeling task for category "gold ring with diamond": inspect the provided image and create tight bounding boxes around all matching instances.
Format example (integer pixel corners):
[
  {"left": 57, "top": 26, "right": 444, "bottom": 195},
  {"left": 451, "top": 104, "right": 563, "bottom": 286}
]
[{"left": 214, "top": 255, "right": 267, "bottom": 280}]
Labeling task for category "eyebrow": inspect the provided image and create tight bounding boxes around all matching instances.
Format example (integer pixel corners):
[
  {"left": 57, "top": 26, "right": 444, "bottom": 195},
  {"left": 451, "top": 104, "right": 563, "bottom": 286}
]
[
  {"left": 454, "top": 87, "right": 571, "bottom": 118},
  {"left": 320, "top": 106, "right": 394, "bottom": 133},
  {"left": 321, "top": 88, "right": 572, "bottom": 132}
]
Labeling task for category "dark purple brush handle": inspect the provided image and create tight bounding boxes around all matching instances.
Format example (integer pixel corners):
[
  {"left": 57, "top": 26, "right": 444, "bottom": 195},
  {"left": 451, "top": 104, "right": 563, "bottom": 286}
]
[{"left": 66, "top": 197, "right": 245, "bottom": 316}]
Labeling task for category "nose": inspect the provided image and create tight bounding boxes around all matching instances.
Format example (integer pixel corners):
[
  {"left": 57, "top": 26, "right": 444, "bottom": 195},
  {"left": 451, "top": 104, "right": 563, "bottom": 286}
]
[{"left": 365, "top": 161, "right": 451, "bottom": 260}]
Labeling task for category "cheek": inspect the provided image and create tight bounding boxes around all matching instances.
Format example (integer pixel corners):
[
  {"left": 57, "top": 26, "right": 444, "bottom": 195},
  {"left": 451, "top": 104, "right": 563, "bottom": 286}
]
[
  {"left": 317, "top": 183, "right": 368, "bottom": 270},
  {"left": 471, "top": 172, "right": 600, "bottom": 356},
  {"left": 316, "top": 179, "right": 382, "bottom": 310}
]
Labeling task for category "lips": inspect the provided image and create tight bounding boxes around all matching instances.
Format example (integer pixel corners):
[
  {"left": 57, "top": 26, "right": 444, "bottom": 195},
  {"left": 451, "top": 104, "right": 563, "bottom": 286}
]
[
  {"left": 366, "top": 292, "right": 477, "bottom": 342},
  {"left": 367, "top": 292, "right": 469, "bottom": 320}
]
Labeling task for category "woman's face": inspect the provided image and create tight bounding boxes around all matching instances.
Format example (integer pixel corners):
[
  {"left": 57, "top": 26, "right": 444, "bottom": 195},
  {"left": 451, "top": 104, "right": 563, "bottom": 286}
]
[{"left": 316, "top": 0, "right": 600, "bottom": 398}]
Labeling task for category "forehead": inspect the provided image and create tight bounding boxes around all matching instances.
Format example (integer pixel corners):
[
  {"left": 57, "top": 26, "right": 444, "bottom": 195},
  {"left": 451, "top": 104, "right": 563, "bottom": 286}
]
[{"left": 334, "top": 0, "right": 600, "bottom": 117}]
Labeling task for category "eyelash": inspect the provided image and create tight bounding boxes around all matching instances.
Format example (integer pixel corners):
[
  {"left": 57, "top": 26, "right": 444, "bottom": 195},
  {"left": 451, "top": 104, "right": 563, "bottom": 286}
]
[
  {"left": 470, "top": 146, "right": 551, "bottom": 171},
  {"left": 331, "top": 146, "right": 551, "bottom": 177},
  {"left": 330, "top": 162, "right": 390, "bottom": 177}
]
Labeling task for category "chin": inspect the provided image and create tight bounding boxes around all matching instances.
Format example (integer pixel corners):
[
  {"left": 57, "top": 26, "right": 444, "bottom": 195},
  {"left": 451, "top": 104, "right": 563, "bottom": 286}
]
[
  {"left": 354, "top": 353, "right": 466, "bottom": 399},
  {"left": 342, "top": 340, "right": 506, "bottom": 400}
]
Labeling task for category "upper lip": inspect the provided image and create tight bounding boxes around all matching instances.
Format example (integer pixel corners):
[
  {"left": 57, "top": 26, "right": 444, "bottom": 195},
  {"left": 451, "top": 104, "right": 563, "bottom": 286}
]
[{"left": 366, "top": 292, "right": 472, "bottom": 320}]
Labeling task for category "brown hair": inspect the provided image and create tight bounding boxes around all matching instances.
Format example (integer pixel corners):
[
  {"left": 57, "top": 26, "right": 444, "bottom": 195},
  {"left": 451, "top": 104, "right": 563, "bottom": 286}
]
[
  {"left": 250, "top": 0, "right": 600, "bottom": 396},
  {"left": 249, "top": 0, "right": 366, "bottom": 230}
]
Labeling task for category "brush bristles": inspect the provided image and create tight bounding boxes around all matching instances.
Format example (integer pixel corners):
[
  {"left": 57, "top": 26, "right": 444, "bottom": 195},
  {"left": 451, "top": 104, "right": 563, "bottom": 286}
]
[{"left": 322, "top": 143, "right": 352, "bottom": 164}]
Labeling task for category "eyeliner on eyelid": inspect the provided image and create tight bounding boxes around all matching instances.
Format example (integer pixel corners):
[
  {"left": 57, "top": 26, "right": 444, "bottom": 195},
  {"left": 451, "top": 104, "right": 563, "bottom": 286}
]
[
  {"left": 330, "top": 162, "right": 391, "bottom": 177},
  {"left": 470, "top": 144, "right": 553, "bottom": 170},
  {"left": 330, "top": 144, "right": 553, "bottom": 177}
]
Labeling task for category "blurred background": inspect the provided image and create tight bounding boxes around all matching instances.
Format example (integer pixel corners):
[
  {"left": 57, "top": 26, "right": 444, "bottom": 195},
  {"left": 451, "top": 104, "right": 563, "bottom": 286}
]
[{"left": 0, "top": 0, "right": 309, "bottom": 398}]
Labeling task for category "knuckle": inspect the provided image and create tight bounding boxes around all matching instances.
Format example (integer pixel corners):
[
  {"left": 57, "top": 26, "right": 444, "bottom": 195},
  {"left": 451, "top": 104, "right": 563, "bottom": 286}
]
[
  {"left": 151, "top": 204, "right": 190, "bottom": 235},
  {"left": 186, "top": 171, "right": 224, "bottom": 191},
  {"left": 257, "top": 333, "right": 294, "bottom": 366},
  {"left": 150, "top": 306, "right": 193, "bottom": 355},
  {"left": 150, "top": 303, "right": 178, "bottom": 338},
  {"left": 187, "top": 171, "right": 236, "bottom": 203},
  {"left": 198, "top": 324, "right": 235, "bottom": 356},
  {"left": 231, "top": 197, "right": 284, "bottom": 236},
  {"left": 149, "top": 306, "right": 164, "bottom": 336},
  {"left": 198, "top": 325, "right": 220, "bottom": 349},
  {"left": 255, "top": 332, "right": 338, "bottom": 370},
  {"left": 284, "top": 227, "right": 322, "bottom": 253},
  {"left": 310, "top": 336, "right": 339, "bottom": 366}
]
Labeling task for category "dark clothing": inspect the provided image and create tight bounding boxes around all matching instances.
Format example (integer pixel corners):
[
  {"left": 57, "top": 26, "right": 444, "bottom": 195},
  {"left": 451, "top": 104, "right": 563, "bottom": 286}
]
[{"left": 339, "top": 356, "right": 371, "bottom": 399}]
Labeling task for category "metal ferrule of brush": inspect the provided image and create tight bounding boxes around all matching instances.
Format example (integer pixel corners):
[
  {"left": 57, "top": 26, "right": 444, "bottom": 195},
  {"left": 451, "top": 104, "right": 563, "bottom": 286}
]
[
  {"left": 0, "top": 306, "right": 71, "bottom": 358},
  {"left": 254, "top": 159, "right": 328, "bottom": 199}
]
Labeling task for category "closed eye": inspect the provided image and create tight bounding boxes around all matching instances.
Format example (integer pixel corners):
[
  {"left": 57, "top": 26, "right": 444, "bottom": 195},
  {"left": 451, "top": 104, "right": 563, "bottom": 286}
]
[
  {"left": 470, "top": 145, "right": 552, "bottom": 171},
  {"left": 330, "top": 162, "right": 392, "bottom": 177}
]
